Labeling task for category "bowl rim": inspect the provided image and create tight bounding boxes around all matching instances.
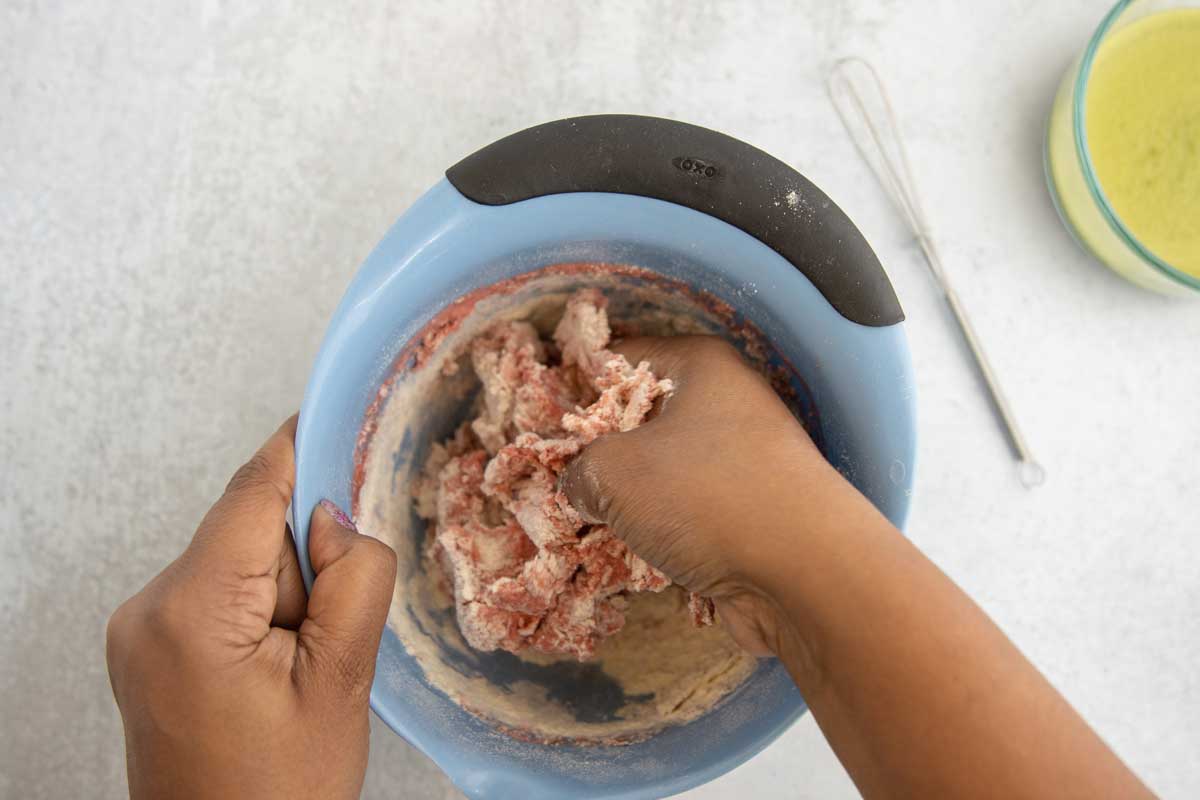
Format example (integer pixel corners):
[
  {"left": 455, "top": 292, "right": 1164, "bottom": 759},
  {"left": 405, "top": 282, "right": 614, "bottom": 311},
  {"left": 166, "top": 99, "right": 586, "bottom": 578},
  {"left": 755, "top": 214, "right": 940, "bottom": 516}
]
[{"left": 1071, "top": 0, "right": 1200, "bottom": 291}]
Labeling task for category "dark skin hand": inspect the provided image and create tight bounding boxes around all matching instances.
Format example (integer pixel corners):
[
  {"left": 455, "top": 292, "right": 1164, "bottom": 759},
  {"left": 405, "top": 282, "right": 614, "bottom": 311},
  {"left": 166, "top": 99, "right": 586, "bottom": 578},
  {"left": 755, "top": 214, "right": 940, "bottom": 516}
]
[
  {"left": 108, "top": 342, "right": 1153, "bottom": 800},
  {"left": 563, "top": 336, "right": 1154, "bottom": 800},
  {"left": 106, "top": 416, "right": 397, "bottom": 800}
]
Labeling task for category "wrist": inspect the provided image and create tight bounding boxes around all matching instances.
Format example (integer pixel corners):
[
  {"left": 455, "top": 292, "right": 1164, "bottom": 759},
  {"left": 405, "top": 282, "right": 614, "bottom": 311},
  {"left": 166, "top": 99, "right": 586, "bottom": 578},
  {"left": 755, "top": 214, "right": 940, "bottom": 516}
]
[
  {"left": 727, "top": 452, "right": 892, "bottom": 687},
  {"left": 719, "top": 586, "right": 823, "bottom": 680},
  {"left": 726, "top": 443, "right": 845, "bottom": 592}
]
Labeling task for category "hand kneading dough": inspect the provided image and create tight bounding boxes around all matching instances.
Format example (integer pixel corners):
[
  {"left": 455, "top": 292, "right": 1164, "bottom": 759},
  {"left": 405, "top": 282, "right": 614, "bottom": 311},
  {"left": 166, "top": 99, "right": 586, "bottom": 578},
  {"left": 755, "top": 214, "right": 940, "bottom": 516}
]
[{"left": 414, "top": 289, "right": 714, "bottom": 660}]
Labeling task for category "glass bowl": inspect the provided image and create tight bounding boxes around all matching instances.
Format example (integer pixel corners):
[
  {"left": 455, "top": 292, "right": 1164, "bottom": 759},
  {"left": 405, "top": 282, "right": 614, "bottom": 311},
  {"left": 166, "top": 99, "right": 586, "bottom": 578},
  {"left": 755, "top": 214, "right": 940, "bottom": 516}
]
[{"left": 1044, "top": 0, "right": 1200, "bottom": 295}]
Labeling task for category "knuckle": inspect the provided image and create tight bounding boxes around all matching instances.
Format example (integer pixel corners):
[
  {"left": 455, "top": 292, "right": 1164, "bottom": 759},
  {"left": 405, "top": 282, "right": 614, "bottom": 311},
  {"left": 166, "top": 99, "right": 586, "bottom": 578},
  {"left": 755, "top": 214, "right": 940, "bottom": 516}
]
[
  {"left": 352, "top": 535, "right": 398, "bottom": 578},
  {"left": 583, "top": 432, "right": 624, "bottom": 468},
  {"left": 571, "top": 434, "right": 644, "bottom": 522},
  {"left": 225, "top": 453, "right": 291, "bottom": 502},
  {"left": 342, "top": 533, "right": 375, "bottom": 560},
  {"left": 226, "top": 454, "right": 268, "bottom": 494},
  {"left": 140, "top": 602, "right": 180, "bottom": 646},
  {"left": 106, "top": 589, "right": 188, "bottom": 674},
  {"left": 375, "top": 538, "right": 399, "bottom": 576},
  {"left": 682, "top": 335, "right": 740, "bottom": 365},
  {"left": 105, "top": 598, "right": 140, "bottom": 656},
  {"left": 576, "top": 438, "right": 619, "bottom": 491}
]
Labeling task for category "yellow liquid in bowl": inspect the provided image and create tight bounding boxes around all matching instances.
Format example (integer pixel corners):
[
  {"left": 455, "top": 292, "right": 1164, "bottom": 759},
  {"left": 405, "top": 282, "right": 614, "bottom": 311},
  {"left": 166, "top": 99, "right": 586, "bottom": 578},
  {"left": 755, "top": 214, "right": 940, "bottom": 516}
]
[{"left": 1085, "top": 9, "right": 1200, "bottom": 278}]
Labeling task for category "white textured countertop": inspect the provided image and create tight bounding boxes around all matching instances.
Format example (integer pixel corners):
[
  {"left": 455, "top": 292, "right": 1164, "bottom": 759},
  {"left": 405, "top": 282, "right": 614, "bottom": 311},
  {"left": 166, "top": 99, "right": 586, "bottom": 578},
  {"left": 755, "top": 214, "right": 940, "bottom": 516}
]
[{"left": 3, "top": 2, "right": 1197, "bottom": 798}]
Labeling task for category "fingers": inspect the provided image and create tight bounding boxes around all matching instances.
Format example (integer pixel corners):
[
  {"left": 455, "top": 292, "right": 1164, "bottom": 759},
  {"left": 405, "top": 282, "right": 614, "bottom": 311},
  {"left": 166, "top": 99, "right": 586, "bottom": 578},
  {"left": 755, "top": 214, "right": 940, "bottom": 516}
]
[
  {"left": 562, "top": 337, "right": 743, "bottom": 524},
  {"left": 295, "top": 500, "right": 397, "bottom": 701},
  {"left": 272, "top": 523, "right": 307, "bottom": 629},
  {"left": 188, "top": 415, "right": 298, "bottom": 578},
  {"left": 611, "top": 334, "right": 737, "bottom": 373},
  {"left": 561, "top": 434, "right": 638, "bottom": 525},
  {"left": 614, "top": 335, "right": 761, "bottom": 397},
  {"left": 610, "top": 337, "right": 684, "bottom": 376},
  {"left": 617, "top": 335, "right": 784, "bottom": 422}
]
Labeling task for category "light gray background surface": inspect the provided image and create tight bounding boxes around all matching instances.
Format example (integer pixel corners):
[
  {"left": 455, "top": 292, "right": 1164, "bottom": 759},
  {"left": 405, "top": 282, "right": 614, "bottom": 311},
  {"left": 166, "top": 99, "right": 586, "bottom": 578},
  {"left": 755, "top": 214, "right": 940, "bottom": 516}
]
[{"left": 3, "top": 1, "right": 1197, "bottom": 798}]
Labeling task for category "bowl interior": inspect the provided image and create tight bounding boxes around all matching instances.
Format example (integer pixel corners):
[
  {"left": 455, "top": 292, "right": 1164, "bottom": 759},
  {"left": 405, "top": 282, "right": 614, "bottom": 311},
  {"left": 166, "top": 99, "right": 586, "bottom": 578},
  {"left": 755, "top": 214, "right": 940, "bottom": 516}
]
[
  {"left": 294, "top": 181, "right": 916, "bottom": 799},
  {"left": 355, "top": 267, "right": 813, "bottom": 746}
]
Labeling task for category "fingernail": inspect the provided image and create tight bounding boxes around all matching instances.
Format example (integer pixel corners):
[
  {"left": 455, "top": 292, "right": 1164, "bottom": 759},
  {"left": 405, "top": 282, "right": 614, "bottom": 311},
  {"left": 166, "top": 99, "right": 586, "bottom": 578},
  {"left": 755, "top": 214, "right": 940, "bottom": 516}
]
[{"left": 320, "top": 499, "right": 358, "bottom": 533}]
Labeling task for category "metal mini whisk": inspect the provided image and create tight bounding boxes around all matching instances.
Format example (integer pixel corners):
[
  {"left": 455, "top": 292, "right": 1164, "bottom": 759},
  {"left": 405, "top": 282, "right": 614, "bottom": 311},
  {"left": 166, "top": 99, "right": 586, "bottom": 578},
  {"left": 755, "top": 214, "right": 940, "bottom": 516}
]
[{"left": 827, "top": 57, "right": 1045, "bottom": 487}]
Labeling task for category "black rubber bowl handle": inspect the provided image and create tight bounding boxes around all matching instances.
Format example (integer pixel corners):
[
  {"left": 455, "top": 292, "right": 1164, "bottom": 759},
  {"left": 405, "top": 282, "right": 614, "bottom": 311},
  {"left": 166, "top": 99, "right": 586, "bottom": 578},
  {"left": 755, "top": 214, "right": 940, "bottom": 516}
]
[{"left": 445, "top": 114, "right": 903, "bottom": 327}]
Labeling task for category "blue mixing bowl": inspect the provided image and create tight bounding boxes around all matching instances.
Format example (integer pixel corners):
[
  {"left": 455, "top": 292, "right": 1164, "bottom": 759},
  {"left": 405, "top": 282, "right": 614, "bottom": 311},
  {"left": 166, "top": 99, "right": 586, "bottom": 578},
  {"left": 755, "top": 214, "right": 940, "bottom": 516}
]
[{"left": 293, "top": 115, "right": 915, "bottom": 799}]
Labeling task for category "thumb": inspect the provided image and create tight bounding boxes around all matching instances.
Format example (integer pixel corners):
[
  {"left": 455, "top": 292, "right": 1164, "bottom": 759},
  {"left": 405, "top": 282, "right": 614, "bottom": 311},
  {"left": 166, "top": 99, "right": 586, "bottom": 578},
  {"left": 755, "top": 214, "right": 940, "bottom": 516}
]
[
  {"left": 296, "top": 500, "right": 397, "bottom": 700},
  {"left": 560, "top": 434, "right": 639, "bottom": 526}
]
